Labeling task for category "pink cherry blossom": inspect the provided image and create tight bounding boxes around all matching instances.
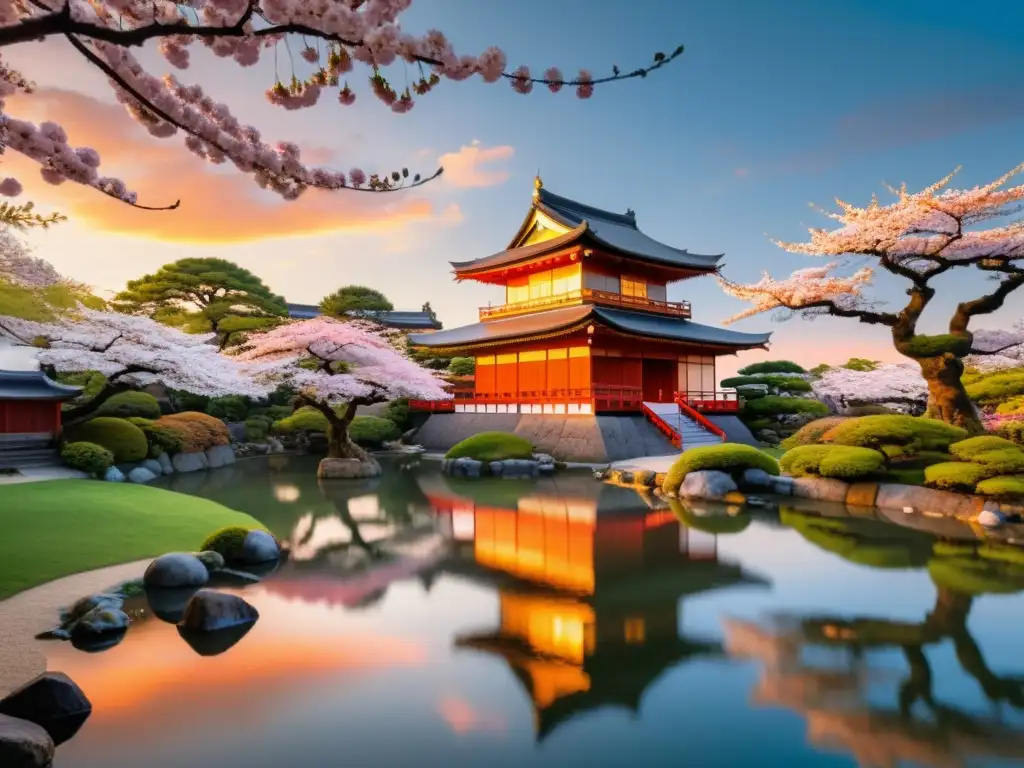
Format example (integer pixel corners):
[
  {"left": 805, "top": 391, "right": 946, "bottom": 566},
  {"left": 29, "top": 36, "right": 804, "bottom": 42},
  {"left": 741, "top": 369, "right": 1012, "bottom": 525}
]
[
  {"left": 719, "top": 263, "right": 874, "bottom": 324},
  {"left": 0, "top": 228, "right": 64, "bottom": 287},
  {"left": 811, "top": 363, "right": 927, "bottom": 414},
  {"left": 0, "top": 8, "right": 683, "bottom": 205},
  {"left": 0, "top": 178, "right": 23, "bottom": 197}
]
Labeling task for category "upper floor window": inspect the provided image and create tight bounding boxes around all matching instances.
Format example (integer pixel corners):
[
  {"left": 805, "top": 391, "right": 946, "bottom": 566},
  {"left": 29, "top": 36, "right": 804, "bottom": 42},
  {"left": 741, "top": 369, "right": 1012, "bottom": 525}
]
[{"left": 621, "top": 276, "right": 647, "bottom": 299}]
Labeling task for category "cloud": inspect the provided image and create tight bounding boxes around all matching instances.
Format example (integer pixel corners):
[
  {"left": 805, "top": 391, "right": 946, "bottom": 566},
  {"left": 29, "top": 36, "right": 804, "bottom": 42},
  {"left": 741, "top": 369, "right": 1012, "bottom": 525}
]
[
  {"left": 773, "top": 86, "right": 1024, "bottom": 174},
  {"left": 4, "top": 88, "right": 456, "bottom": 244},
  {"left": 438, "top": 140, "right": 515, "bottom": 188}
]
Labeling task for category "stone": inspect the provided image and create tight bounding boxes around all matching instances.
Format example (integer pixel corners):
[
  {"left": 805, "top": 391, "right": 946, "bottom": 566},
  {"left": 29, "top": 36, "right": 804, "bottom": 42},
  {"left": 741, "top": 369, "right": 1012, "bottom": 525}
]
[
  {"left": 875, "top": 484, "right": 977, "bottom": 519},
  {"left": 241, "top": 529, "right": 280, "bottom": 564},
  {"left": 141, "top": 458, "right": 164, "bottom": 476},
  {"left": 127, "top": 466, "right": 157, "bottom": 484},
  {"left": 194, "top": 550, "right": 225, "bottom": 573},
  {"left": 741, "top": 468, "right": 775, "bottom": 489},
  {"left": 903, "top": 506, "right": 916, "bottom": 515},
  {"left": 533, "top": 453, "right": 556, "bottom": 465},
  {"left": 143, "top": 553, "right": 210, "bottom": 590},
  {"left": 69, "top": 606, "right": 130, "bottom": 652},
  {"left": 488, "top": 461, "right": 504, "bottom": 476},
  {"left": 0, "top": 672, "right": 92, "bottom": 745},
  {"left": 978, "top": 509, "right": 1006, "bottom": 528},
  {"left": 537, "top": 462, "right": 556, "bottom": 475},
  {"left": 177, "top": 622, "right": 255, "bottom": 657},
  {"left": 60, "top": 593, "right": 123, "bottom": 628},
  {"left": 317, "top": 457, "right": 381, "bottom": 479},
  {"left": 0, "top": 713, "right": 54, "bottom": 767},
  {"left": 447, "top": 457, "right": 481, "bottom": 479},
  {"left": 679, "top": 470, "right": 738, "bottom": 500},
  {"left": 792, "top": 477, "right": 850, "bottom": 503},
  {"left": 755, "top": 429, "right": 780, "bottom": 445},
  {"left": 501, "top": 459, "right": 538, "bottom": 479},
  {"left": 772, "top": 476, "right": 795, "bottom": 496},
  {"left": 172, "top": 450, "right": 208, "bottom": 473},
  {"left": 102, "top": 466, "right": 125, "bottom": 483},
  {"left": 846, "top": 482, "right": 880, "bottom": 508},
  {"left": 205, "top": 444, "right": 236, "bottom": 469},
  {"left": 145, "top": 587, "right": 198, "bottom": 624},
  {"left": 178, "top": 590, "right": 259, "bottom": 632},
  {"left": 266, "top": 437, "right": 285, "bottom": 454},
  {"left": 400, "top": 427, "right": 419, "bottom": 444},
  {"left": 156, "top": 452, "right": 174, "bottom": 474}
]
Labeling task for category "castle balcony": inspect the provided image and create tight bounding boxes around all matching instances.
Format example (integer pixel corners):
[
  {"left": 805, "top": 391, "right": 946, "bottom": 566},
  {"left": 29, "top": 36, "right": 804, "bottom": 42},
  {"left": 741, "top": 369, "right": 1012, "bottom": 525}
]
[{"left": 478, "top": 289, "right": 692, "bottom": 322}]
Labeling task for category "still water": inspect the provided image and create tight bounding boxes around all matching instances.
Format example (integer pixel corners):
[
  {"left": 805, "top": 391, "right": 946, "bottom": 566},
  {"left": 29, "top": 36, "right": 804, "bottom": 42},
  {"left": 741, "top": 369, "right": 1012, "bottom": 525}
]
[{"left": 42, "top": 455, "right": 1024, "bottom": 767}]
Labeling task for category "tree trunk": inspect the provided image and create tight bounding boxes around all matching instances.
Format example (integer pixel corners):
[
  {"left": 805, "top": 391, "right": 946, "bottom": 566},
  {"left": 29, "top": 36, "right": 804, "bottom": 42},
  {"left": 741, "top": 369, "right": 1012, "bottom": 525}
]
[
  {"left": 917, "top": 356, "right": 984, "bottom": 433},
  {"left": 61, "top": 380, "right": 131, "bottom": 429},
  {"left": 298, "top": 396, "right": 370, "bottom": 460}
]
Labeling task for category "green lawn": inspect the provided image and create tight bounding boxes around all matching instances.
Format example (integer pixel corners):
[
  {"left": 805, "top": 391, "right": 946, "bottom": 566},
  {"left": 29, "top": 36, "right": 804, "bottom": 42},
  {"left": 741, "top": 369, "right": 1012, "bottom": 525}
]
[{"left": 0, "top": 480, "right": 265, "bottom": 600}]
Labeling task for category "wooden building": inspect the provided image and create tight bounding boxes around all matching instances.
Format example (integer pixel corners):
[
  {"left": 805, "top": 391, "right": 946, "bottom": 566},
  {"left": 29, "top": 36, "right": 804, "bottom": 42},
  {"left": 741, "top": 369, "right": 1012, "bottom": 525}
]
[
  {"left": 408, "top": 179, "right": 771, "bottom": 434},
  {"left": 0, "top": 369, "right": 82, "bottom": 469},
  {"left": 286, "top": 302, "right": 443, "bottom": 332}
]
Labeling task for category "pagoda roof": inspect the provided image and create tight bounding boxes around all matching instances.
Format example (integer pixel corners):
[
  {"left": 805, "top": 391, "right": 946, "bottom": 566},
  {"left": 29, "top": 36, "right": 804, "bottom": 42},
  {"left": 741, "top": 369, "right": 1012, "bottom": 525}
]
[
  {"left": 408, "top": 304, "right": 771, "bottom": 351},
  {"left": 451, "top": 185, "right": 723, "bottom": 276},
  {"left": 286, "top": 303, "right": 442, "bottom": 330},
  {"left": 0, "top": 369, "right": 82, "bottom": 401}
]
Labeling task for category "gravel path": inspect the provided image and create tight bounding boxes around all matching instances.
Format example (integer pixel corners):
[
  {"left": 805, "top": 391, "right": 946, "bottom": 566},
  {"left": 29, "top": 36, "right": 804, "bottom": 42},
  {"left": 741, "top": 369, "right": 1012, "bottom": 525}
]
[{"left": 0, "top": 559, "right": 149, "bottom": 697}]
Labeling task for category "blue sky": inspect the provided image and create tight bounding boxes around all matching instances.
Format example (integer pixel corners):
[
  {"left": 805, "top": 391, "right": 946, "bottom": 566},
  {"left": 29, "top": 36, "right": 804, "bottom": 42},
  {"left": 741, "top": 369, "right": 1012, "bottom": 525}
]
[{"left": 9, "top": 0, "right": 1024, "bottom": 376}]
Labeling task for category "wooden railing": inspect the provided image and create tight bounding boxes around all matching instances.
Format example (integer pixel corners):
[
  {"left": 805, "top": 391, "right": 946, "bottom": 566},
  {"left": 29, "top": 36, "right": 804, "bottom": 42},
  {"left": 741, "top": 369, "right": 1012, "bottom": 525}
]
[
  {"left": 641, "top": 403, "right": 681, "bottom": 449},
  {"left": 674, "top": 392, "right": 727, "bottom": 439},
  {"left": 409, "top": 385, "right": 643, "bottom": 412},
  {"left": 676, "top": 390, "right": 740, "bottom": 413},
  {"left": 478, "top": 289, "right": 692, "bottom": 320}
]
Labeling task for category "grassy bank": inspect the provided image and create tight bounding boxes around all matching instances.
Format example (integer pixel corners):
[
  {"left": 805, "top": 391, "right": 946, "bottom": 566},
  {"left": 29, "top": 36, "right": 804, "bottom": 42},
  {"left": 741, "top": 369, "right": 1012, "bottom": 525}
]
[{"left": 0, "top": 480, "right": 265, "bottom": 600}]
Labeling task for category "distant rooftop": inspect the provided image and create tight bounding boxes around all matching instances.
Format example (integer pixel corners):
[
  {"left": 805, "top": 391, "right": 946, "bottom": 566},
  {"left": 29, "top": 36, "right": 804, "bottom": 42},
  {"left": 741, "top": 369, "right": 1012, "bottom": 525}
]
[{"left": 286, "top": 303, "right": 443, "bottom": 331}]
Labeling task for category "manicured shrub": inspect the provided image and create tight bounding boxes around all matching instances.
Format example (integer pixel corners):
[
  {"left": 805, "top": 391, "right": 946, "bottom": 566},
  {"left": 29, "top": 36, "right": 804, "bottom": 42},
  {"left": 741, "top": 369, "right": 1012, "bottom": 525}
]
[
  {"left": 949, "top": 435, "right": 1019, "bottom": 460},
  {"left": 996, "top": 420, "right": 1024, "bottom": 446},
  {"left": 817, "top": 446, "right": 887, "bottom": 479},
  {"left": 206, "top": 395, "right": 250, "bottom": 422},
  {"left": 384, "top": 398, "right": 411, "bottom": 432},
  {"left": 741, "top": 396, "right": 829, "bottom": 418},
  {"left": 95, "top": 391, "right": 162, "bottom": 420},
  {"left": 780, "top": 445, "right": 836, "bottom": 477},
  {"left": 971, "top": 449, "right": 1024, "bottom": 476},
  {"left": 721, "top": 375, "right": 811, "bottom": 392},
  {"left": 445, "top": 431, "right": 534, "bottom": 461},
  {"left": 965, "top": 369, "right": 1024, "bottom": 406},
  {"left": 154, "top": 412, "right": 230, "bottom": 452},
  {"left": 737, "top": 361, "right": 806, "bottom": 375},
  {"left": 273, "top": 406, "right": 329, "bottom": 433},
  {"left": 243, "top": 417, "right": 269, "bottom": 441},
  {"left": 736, "top": 386, "right": 768, "bottom": 401},
  {"left": 846, "top": 404, "right": 895, "bottom": 416},
  {"left": 447, "top": 357, "right": 476, "bottom": 376},
  {"left": 201, "top": 525, "right": 252, "bottom": 561},
  {"left": 65, "top": 416, "right": 148, "bottom": 463},
  {"left": 349, "top": 415, "right": 401, "bottom": 448},
  {"left": 824, "top": 415, "right": 968, "bottom": 453},
  {"left": 976, "top": 475, "right": 1024, "bottom": 498},
  {"left": 780, "top": 416, "right": 850, "bottom": 450},
  {"left": 60, "top": 441, "right": 115, "bottom": 476},
  {"left": 126, "top": 417, "right": 186, "bottom": 456},
  {"left": 663, "top": 444, "right": 779, "bottom": 495},
  {"left": 923, "top": 461, "right": 989, "bottom": 491}
]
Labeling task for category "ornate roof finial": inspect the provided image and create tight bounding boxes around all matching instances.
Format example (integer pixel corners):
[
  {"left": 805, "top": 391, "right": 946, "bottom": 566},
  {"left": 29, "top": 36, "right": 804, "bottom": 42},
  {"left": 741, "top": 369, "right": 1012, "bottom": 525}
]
[
  {"left": 533, "top": 173, "right": 543, "bottom": 198},
  {"left": 625, "top": 208, "right": 636, "bottom": 221}
]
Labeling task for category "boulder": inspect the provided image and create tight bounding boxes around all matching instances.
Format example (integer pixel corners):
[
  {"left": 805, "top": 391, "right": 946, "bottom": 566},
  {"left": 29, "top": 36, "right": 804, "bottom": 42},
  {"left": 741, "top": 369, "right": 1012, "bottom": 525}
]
[
  {"left": 977, "top": 509, "right": 1006, "bottom": 528},
  {"left": 0, "top": 714, "right": 54, "bottom": 768},
  {"left": 679, "top": 470, "right": 738, "bottom": 500},
  {"left": 317, "top": 457, "right": 381, "bottom": 479},
  {"left": 875, "top": 484, "right": 977, "bottom": 519},
  {"left": 0, "top": 672, "right": 91, "bottom": 745},
  {"left": 60, "top": 593, "right": 123, "bottom": 628},
  {"left": 533, "top": 453, "right": 556, "bottom": 466},
  {"left": 156, "top": 452, "right": 174, "bottom": 474},
  {"left": 488, "top": 461, "right": 504, "bottom": 477},
  {"left": 772, "top": 476, "right": 795, "bottom": 496},
  {"left": 500, "top": 459, "right": 537, "bottom": 479},
  {"left": 177, "top": 622, "right": 255, "bottom": 657},
  {"left": 538, "top": 462, "right": 556, "bottom": 475},
  {"left": 194, "top": 550, "right": 225, "bottom": 573},
  {"left": 755, "top": 430, "right": 780, "bottom": 445},
  {"left": 141, "top": 458, "right": 164, "bottom": 476},
  {"left": 143, "top": 553, "right": 210, "bottom": 590},
  {"left": 145, "top": 587, "right": 198, "bottom": 624},
  {"left": 791, "top": 477, "right": 850, "bottom": 503},
  {"left": 69, "top": 606, "right": 130, "bottom": 652},
  {"left": 266, "top": 437, "right": 285, "bottom": 454},
  {"left": 205, "top": 444, "right": 236, "bottom": 469},
  {"left": 127, "top": 466, "right": 157, "bottom": 484},
  {"left": 447, "top": 457, "right": 482, "bottom": 479},
  {"left": 172, "top": 451, "right": 208, "bottom": 473},
  {"left": 178, "top": 590, "right": 259, "bottom": 632},
  {"left": 741, "top": 468, "right": 775, "bottom": 489},
  {"left": 241, "top": 529, "right": 280, "bottom": 564},
  {"left": 102, "top": 466, "right": 125, "bottom": 483}
]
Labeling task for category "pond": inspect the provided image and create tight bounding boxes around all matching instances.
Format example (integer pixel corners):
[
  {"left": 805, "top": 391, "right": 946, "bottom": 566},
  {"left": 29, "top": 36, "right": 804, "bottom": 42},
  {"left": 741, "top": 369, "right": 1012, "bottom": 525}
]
[{"left": 33, "top": 456, "right": 1024, "bottom": 766}]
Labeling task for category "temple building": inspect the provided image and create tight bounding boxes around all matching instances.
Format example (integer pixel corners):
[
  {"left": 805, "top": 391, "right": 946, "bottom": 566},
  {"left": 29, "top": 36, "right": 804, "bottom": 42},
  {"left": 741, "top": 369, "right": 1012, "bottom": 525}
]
[
  {"left": 407, "top": 179, "right": 770, "bottom": 446},
  {"left": 0, "top": 369, "right": 82, "bottom": 469},
  {"left": 287, "top": 302, "right": 442, "bottom": 332}
]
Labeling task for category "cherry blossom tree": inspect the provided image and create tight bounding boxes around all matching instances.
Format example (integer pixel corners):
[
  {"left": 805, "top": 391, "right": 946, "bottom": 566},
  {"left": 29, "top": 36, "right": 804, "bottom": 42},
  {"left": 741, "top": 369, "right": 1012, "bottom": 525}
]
[
  {"left": 0, "top": 305, "right": 270, "bottom": 424},
  {"left": 719, "top": 165, "right": 1024, "bottom": 433},
  {"left": 0, "top": 2, "right": 683, "bottom": 209},
  {"left": 234, "top": 315, "right": 448, "bottom": 459},
  {"left": 811, "top": 363, "right": 928, "bottom": 415}
]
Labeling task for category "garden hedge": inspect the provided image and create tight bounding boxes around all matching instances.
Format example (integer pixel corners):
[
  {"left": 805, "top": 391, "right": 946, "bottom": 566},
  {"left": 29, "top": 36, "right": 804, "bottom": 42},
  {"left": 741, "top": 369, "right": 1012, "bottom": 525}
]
[
  {"left": 95, "top": 391, "right": 162, "bottom": 420},
  {"left": 445, "top": 432, "right": 534, "bottom": 461},
  {"left": 60, "top": 441, "right": 115, "bottom": 476},
  {"left": 206, "top": 395, "right": 251, "bottom": 422},
  {"left": 997, "top": 420, "right": 1024, "bottom": 446},
  {"left": 65, "top": 416, "right": 148, "bottom": 463},
  {"left": 663, "top": 444, "right": 780, "bottom": 495}
]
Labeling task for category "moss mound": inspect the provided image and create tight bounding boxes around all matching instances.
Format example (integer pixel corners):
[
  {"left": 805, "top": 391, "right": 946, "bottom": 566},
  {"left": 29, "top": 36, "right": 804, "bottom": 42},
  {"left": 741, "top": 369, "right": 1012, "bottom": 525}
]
[
  {"left": 445, "top": 431, "right": 534, "bottom": 461},
  {"left": 965, "top": 369, "right": 1024, "bottom": 406},
  {"left": 975, "top": 475, "right": 1024, "bottom": 498},
  {"left": 737, "top": 361, "right": 806, "bottom": 375},
  {"left": 60, "top": 441, "right": 115, "bottom": 476},
  {"left": 779, "top": 416, "right": 850, "bottom": 450},
  {"left": 65, "top": 416, "right": 148, "bottom": 463},
  {"left": 818, "top": 446, "right": 886, "bottom": 479},
  {"left": 200, "top": 525, "right": 252, "bottom": 561},
  {"left": 923, "top": 461, "right": 989, "bottom": 491},
  {"left": 663, "top": 444, "right": 779, "bottom": 495},
  {"left": 95, "top": 391, "right": 162, "bottom": 420},
  {"left": 949, "top": 435, "right": 1018, "bottom": 460},
  {"left": 824, "top": 415, "right": 968, "bottom": 453}
]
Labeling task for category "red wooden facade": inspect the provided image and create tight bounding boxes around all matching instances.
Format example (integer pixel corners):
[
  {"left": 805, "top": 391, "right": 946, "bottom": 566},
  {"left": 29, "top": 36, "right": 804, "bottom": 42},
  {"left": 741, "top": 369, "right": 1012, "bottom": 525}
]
[
  {"left": 0, "top": 400, "right": 62, "bottom": 434},
  {"left": 0, "top": 369, "right": 82, "bottom": 440},
  {"left": 408, "top": 180, "right": 770, "bottom": 415}
]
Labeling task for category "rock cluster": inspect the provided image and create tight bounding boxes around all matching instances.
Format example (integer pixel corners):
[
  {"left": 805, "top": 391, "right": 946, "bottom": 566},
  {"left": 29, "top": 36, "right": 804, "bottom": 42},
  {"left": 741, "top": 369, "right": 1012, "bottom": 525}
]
[
  {"left": 104, "top": 445, "right": 242, "bottom": 484},
  {"left": 0, "top": 672, "right": 93, "bottom": 766},
  {"left": 442, "top": 453, "right": 557, "bottom": 479}
]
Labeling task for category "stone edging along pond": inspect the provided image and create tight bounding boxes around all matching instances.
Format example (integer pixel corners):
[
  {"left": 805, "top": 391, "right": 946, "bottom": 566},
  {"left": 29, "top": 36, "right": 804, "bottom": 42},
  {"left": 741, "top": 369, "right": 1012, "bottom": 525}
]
[{"left": 601, "top": 467, "right": 1024, "bottom": 527}]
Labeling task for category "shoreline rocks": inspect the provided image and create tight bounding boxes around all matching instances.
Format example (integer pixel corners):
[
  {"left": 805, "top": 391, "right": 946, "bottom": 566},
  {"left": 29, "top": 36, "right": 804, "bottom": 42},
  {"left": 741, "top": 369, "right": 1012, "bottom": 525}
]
[
  {"left": 143, "top": 553, "right": 210, "bottom": 590},
  {"left": 0, "top": 672, "right": 92, "bottom": 746},
  {"left": 442, "top": 453, "right": 558, "bottom": 480},
  {"left": 0, "top": 713, "right": 54, "bottom": 767}
]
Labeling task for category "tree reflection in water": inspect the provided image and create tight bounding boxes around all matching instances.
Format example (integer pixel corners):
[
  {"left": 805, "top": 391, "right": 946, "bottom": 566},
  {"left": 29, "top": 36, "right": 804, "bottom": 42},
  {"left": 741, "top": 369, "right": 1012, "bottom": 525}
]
[{"left": 727, "top": 507, "right": 1024, "bottom": 768}]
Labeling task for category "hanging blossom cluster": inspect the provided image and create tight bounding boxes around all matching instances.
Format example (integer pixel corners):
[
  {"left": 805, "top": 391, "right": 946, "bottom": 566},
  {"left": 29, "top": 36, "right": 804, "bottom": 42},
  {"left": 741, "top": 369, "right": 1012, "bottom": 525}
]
[
  {"left": 0, "top": 306, "right": 271, "bottom": 397},
  {"left": 718, "top": 263, "right": 874, "bottom": 324},
  {"left": 233, "top": 315, "right": 449, "bottom": 403},
  {"left": 0, "top": 0, "right": 682, "bottom": 205}
]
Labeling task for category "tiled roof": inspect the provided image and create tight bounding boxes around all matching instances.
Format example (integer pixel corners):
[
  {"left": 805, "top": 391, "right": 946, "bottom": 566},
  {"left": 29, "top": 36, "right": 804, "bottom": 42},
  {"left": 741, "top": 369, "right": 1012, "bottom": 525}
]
[
  {"left": 0, "top": 369, "right": 82, "bottom": 401},
  {"left": 286, "top": 304, "right": 443, "bottom": 330}
]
